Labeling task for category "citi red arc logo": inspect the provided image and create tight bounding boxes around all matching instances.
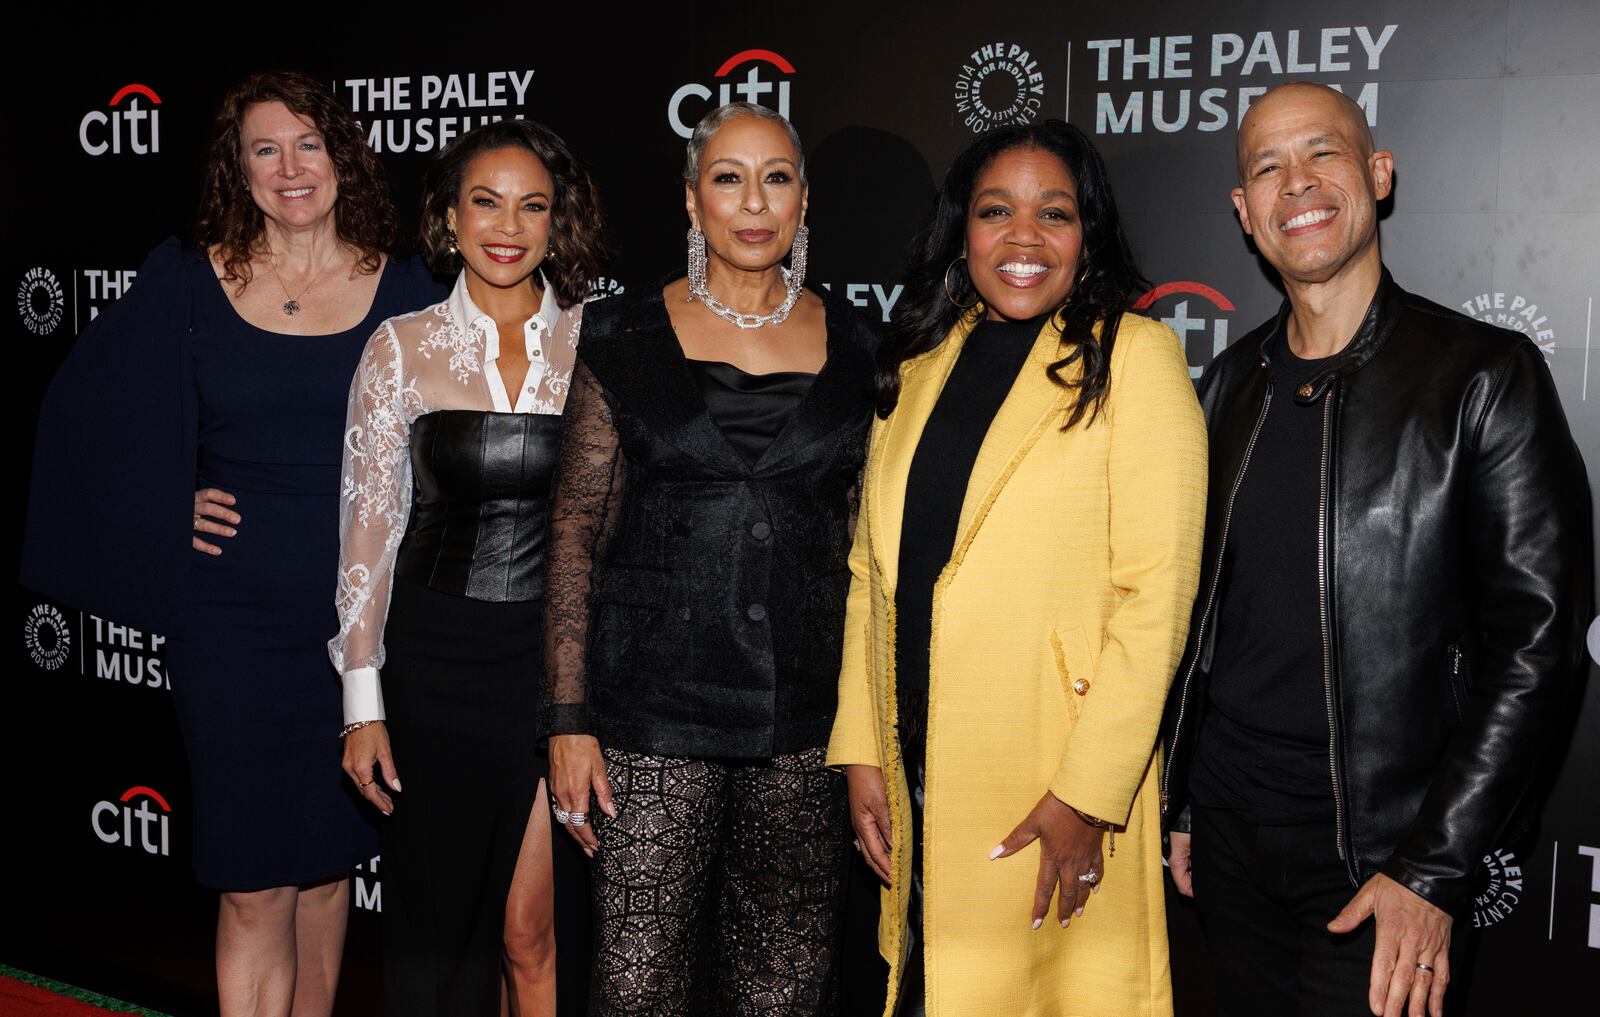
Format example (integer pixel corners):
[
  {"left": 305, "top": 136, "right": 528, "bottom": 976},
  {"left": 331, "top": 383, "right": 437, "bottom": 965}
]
[
  {"left": 91, "top": 785, "right": 171, "bottom": 855},
  {"left": 1134, "top": 281, "right": 1238, "bottom": 379},
  {"left": 80, "top": 83, "right": 162, "bottom": 156},
  {"left": 668, "top": 50, "right": 795, "bottom": 139}
]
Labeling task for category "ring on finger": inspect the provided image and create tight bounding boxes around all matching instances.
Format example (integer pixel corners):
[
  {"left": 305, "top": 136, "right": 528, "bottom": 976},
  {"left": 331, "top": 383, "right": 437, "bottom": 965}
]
[
  {"left": 1077, "top": 870, "right": 1100, "bottom": 884},
  {"left": 553, "top": 807, "right": 571, "bottom": 825},
  {"left": 1415, "top": 962, "right": 1434, "bottom": 975},
  {"left": 569, "top": 812, "right": 588, "bottom": 827},
  {"left": 193, "top": 513, "right": 202, "bottom": 528},
  {"left": 357, "top": 779, "right": 372, "bottom": 789}
]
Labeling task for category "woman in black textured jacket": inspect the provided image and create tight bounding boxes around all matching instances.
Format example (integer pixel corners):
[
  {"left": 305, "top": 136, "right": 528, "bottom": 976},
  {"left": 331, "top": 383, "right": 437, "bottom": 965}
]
[{"left": 544, "top": 102, "right": 877, "bottom": 1015}]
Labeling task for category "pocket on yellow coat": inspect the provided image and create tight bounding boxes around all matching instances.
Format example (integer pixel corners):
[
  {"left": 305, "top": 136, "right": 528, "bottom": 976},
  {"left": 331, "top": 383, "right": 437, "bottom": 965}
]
[{"left": 1048, "top": 624, "right": 1099, "bottom": 725}]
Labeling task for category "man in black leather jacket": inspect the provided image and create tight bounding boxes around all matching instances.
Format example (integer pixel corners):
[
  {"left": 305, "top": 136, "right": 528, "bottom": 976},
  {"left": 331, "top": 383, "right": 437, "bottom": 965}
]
[{"left": 1160, "top": 82, "right": 1590, "bottom": 1017}]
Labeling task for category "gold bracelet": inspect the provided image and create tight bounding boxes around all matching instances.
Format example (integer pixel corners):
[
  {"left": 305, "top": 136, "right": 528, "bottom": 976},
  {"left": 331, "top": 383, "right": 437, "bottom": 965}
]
[
  {"left": 1066, "top": 803, "right": 1116, "bottom": 856},
  {"left": 340, "top": 719, "right": 379, "bottom": 739}
]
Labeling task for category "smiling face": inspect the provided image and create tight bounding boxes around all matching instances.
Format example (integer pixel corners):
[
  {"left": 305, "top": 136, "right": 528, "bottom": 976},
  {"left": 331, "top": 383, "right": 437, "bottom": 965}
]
[
  {"left": 686, "top": 115, "right": 807, "bottom": 276},
  {"left": 240, "top": 100, "right": 339, "bottom": 232},
  {"left": 446, "top": 146, "right": 554, "bottom": 292},
  {"left": 964, "top": 145, "right": 1084, "bottom": 323},
  {"left": 1231, "top": 84, "right": 1394, "bottom": 287}
]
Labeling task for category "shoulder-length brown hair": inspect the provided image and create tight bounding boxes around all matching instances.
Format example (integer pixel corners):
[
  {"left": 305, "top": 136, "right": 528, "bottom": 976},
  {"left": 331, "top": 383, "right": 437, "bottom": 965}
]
[
  {"left": 196, "top": 71, "right": 396, "bottom": 286},
  {"left": 418, "top": 119, "right": 607, "bottom": 309}
]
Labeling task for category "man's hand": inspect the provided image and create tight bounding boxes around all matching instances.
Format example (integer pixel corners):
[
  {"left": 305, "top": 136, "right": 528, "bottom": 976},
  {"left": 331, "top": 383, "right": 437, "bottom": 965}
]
[
  {"left": 1328, "top": 873, "right": 1452, "bottom": 1017},
  {"left": 1165, "top": 830, "right": 1194, "bottom": 896}
]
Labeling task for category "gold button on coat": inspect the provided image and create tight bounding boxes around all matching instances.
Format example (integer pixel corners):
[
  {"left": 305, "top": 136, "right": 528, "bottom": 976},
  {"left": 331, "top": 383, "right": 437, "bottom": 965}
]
[{"left": 1072, "top": 677, "right": 1090, "bottom": 696}]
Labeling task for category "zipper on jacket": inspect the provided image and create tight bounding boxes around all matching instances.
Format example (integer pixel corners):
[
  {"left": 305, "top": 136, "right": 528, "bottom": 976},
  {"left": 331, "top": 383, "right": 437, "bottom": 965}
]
[
  {"left": 1160, "top": 378, "right": 1274, "bottom": 813},
  {"left": 1447, "top": 643, "right": 1465, "bottom": 720},
  {"left": 1316, "top": 390, "right": 1358, "bottom": 884}
]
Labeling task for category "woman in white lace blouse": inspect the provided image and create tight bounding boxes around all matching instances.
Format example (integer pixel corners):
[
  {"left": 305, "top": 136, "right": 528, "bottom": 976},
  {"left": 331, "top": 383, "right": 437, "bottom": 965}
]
[{"left": 329, "top": 118, "right": 606, "bottom": 1017}]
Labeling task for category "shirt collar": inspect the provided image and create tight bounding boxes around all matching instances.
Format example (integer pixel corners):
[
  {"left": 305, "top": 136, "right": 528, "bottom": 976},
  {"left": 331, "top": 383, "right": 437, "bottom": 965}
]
[{"left": 446, "top": 269, "right": 560, "bottom": 360}]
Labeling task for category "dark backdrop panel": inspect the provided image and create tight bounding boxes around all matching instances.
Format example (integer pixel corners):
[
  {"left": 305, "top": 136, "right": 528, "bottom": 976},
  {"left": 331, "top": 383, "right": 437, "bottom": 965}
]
[{"left": 7, "top": 3, "right": 1598, "bottom": 1013}]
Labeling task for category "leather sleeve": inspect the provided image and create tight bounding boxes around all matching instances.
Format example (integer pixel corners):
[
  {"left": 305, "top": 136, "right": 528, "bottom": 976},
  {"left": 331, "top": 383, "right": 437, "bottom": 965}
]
[{"left": 1381, "top": 341, "right": 1592, "bottom": 912}]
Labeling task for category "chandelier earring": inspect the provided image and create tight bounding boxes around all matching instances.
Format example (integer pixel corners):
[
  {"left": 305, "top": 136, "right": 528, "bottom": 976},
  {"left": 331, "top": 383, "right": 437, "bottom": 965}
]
[
  {"left": 687, "top": 228, "right": 708, "bottom": 295},
  {"left": 943, "top": 256, "right": 978, "bottom": 310},
  {"left": 446, "top": 227, "right": 459, "bottom": 257},
  {"left": 787, "top": 225, "right": 809, "bottom": 290}
]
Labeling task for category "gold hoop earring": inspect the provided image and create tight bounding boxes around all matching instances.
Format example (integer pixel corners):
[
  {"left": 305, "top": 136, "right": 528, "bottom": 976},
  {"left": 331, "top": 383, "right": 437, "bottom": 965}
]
[{"left": 943, "top": 256, "right": 978, "bottom": 310}]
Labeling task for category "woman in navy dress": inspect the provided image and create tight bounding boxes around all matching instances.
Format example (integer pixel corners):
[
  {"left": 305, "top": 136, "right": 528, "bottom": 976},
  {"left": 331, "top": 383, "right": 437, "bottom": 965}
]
[{"left": 23, "top": 71, "right": 442, "bottom": 1016}]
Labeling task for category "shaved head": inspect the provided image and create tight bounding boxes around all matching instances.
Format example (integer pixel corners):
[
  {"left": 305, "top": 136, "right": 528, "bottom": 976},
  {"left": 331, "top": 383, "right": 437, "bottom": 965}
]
[{"left": 1237, "top": 82, "right": 1374, "bottom": 183}]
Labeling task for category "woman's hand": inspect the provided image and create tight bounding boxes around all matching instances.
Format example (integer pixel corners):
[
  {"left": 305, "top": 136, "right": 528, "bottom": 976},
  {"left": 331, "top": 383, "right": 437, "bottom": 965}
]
[
  {"left": 844, "top": 764, "right": 893, "bottom": 886},
  {"left": 342, "top": 722, "right": 399, "bottom": 816},
  {"left": 991, "top": 792, "right": 1106, "bottom": 929},
  {"left": 549, "top": 734, "right": 616, "bottom": 857},
  {"left": 192, "top": 488, "right": 240, "bottom": 555}
]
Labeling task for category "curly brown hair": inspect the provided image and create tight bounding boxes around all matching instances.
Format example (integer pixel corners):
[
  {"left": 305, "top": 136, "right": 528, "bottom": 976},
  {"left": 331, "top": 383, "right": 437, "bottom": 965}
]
[
  {"left": 196, "top": 71, "right": 396, "bottom": 287},
  {"left": 418, "top": 119, "right": 607, "bottom": 309}
]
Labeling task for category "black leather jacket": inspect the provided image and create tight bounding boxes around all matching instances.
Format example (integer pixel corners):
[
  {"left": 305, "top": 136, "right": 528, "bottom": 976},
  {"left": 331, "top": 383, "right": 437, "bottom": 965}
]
[{"left": 1159, "top": 268, "right": 1591, "bottom": 914}]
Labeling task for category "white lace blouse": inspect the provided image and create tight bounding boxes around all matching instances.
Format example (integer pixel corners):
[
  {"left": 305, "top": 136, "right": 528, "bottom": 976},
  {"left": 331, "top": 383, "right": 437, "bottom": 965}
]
[{"left": 328, "top": 271, "right": 582, "bottom": 725}]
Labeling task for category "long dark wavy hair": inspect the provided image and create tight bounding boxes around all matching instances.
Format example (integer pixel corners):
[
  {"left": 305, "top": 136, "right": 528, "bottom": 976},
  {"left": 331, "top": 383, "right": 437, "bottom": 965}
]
[
  {"left": 418, "top": 119, "right": 607, "bottom": 309},
  {"left": 196, "top": 71, "right": 395, "bottom": 288},
  {"left": 876, "top": 120, "right": 1148, "bottom": 429}
]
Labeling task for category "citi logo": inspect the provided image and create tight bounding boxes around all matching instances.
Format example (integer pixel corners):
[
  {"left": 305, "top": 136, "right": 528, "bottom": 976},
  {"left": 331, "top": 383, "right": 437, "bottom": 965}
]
[
  {"left": 668, "top": 50, "right": 794, "bottom": 139},
  {"left": 1133, "top": 281, "right": 1238, "bottom": 379},
  {"left": 92, "top": 785, "right": 171, "bottom": 856},
  {"left": 80, "top": 84, "right": 161, "bottom": 157}
]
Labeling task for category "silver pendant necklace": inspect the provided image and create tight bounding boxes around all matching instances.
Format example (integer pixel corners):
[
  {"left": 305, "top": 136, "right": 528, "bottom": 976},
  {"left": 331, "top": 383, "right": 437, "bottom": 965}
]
[{"left": 267, "top": 249, "right": 337, "bottom": 317}]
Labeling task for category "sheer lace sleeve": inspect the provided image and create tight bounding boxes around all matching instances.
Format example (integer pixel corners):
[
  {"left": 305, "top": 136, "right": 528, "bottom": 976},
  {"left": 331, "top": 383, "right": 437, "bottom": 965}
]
[
  {"left": 329, "top": 321, "right": 418, "bottom": 724},
  {"left": 543, "top": 359, "right": 625, "bottom": 737}
]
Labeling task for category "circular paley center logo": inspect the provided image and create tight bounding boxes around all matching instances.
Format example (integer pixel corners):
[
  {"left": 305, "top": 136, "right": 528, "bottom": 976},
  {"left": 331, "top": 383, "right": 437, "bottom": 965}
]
[
  {"left": 1586, "top": 615, "right": 1599, "bottom": 667},
  {"left": 18, "top": 267, "right": 65, "bottom": 336},
  {"left": 1470, "top": 847, "right": 1524, "bottom": 928},
  {"left": 954, "top": 42, "right": 1045, "bottom": 133},
  {"left": 25, "top": 603, "right": 71, "bottom": 671},
  {"left": 585, "top": 277, "right": 626, "bottom": 303},
  {"left": 1458, "top": 290, "right": 1556, "bottom": 363}
]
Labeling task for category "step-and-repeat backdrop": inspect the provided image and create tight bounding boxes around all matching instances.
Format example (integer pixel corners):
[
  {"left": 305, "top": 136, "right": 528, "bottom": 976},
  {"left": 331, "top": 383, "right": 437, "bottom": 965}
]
[{"left": 7, "top": 2, "right": 1598, "bottom": 1013}]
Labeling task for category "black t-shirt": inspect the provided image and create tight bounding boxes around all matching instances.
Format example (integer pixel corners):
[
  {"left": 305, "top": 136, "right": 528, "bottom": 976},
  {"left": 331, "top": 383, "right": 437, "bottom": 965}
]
[{"left": 1189, "top": 330, "right": 1337, "bottom": 824}]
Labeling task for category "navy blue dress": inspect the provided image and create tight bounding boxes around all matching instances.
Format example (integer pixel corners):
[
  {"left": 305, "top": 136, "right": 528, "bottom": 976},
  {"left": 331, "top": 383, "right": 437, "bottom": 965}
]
[{"left": 24, "top": 239, "right": 445, "bottom": 891}]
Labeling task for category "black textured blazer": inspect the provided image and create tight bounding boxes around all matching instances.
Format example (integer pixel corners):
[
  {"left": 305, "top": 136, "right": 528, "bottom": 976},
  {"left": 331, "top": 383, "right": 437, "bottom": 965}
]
[{"left": 543, "top": 281, "right": 879, "bottom": 759}]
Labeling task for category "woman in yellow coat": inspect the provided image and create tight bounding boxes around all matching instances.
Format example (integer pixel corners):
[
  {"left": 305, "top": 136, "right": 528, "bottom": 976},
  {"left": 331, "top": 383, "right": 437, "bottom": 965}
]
[{"left": 827, "top": 121, "right": 1206, "bottom": 1016}]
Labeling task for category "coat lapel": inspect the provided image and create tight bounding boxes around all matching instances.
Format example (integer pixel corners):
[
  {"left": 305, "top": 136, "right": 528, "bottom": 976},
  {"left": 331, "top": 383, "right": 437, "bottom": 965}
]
[
  {"left": 870, "top": 315, "right": 1075, "bottom": 593},
  {"left": 868, "top": 314, "right": 974, "bottom": 596},
  {"left": 947, "top": 320, "right": 1073, "bottom": 573},
  {"left": 756, "top": 297, "right": 875, "bottom": 471}
]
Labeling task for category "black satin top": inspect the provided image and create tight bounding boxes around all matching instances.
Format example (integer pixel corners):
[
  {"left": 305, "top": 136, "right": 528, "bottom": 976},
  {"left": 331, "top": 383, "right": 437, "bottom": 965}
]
[
  {"left": 393, "top": 410, "right": 562, "bottom": 603},
  {"left": 686, "top": 360, "right": 816, "bottom": 465}
]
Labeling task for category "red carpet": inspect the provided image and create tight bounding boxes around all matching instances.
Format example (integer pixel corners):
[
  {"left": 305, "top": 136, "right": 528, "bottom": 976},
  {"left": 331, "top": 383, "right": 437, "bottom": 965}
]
[{"left": 0, "top": 967, "right": 168, "bottom": 1016}]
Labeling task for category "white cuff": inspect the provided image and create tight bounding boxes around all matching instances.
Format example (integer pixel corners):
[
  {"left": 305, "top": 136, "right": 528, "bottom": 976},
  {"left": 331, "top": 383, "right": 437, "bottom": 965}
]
[{"left": 341, "top": 666, "right": 386, "bottom": 726}]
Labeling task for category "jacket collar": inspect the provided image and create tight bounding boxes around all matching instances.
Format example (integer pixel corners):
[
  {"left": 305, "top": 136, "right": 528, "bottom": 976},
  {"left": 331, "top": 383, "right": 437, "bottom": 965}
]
[
  {"left": 602, "top": 274, "right": 874, "bottom": 477},
  {"left": 1260, "top": 265, "right": 1406, "bottom": 404},
  {"left": 869, "top": 311, "right": 1072, "bottom": 595}
]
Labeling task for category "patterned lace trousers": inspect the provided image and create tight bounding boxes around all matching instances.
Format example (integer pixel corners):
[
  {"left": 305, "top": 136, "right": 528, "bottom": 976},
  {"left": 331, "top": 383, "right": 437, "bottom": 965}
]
[{"left": 589, "top": 746, "right": 849, "bottom": 1016}]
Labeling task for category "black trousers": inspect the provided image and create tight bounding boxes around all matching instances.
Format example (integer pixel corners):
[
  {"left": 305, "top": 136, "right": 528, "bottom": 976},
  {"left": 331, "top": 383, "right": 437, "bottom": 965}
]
[{"left": 1191, "top": 805, "right": 1468, "bottom": 1017}]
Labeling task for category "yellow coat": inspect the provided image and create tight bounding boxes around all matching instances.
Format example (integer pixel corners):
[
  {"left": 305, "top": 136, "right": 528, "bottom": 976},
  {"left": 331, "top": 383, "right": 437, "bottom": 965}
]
[{"left": 826, "top": 311, "right": 1206, "bottom": 1017}]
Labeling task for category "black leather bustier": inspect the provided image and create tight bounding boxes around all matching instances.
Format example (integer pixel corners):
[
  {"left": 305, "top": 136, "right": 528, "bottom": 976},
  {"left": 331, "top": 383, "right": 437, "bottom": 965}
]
[{"left": 394, "top": 410, "right": 561, "bottom": 603}]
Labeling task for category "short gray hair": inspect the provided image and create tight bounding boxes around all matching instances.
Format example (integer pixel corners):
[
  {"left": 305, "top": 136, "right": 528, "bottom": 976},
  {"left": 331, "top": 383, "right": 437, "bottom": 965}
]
[{"left": 682, "top": 102, "right": 806, "bottom": 186}]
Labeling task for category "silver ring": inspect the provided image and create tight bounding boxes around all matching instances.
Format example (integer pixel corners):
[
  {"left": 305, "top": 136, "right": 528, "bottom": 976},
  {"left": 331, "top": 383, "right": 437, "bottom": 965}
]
[
  {"left": 1415, "top": 962, "right": 1434, "bottom": 975},
  {"left": 569, "top": 812, "right": 588, "bottom": 827},
  {"left": 552, "top": 807, "right": 570, "bottom": 825},
  {"left": 1077, "top": 871, "right": 1100, "bottom": 884}
]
